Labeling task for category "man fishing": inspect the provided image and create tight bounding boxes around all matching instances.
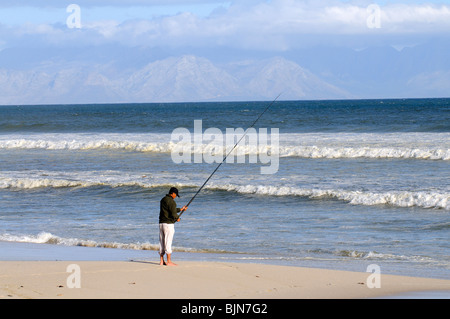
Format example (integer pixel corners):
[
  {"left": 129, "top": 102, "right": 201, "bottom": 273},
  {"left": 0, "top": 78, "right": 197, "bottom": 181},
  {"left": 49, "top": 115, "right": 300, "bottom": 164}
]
[
  {"left": 159, "top": 187, "right": 187, "bottom": 266},
  {"left": 158, "top": 95, "right": 280, "bottom": 266}
]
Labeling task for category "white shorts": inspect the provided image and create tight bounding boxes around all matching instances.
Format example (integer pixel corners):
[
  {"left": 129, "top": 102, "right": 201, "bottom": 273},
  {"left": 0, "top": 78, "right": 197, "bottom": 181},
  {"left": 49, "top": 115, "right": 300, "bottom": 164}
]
[{"left": 159, "top": 223, "right": 175, "bottom": 255}]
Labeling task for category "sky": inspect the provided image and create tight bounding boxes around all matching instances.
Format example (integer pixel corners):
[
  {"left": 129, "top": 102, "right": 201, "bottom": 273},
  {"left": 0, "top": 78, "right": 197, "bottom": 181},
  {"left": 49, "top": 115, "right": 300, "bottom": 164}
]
[
  {"left": 0, "top": 0, "right": 449, "bottom": 102},
  {"left": 1, "top": 0, "right": 449, "bottom": 51}
]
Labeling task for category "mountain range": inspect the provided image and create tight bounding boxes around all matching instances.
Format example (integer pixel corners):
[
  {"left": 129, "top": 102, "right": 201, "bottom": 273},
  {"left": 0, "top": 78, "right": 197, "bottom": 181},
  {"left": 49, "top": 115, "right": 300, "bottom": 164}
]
[
  {"left": 0, "top": 41, "right": 449, "bottom": 104},
  {"left": 0, "top": 54, "right": 352, "bottom": 104}
]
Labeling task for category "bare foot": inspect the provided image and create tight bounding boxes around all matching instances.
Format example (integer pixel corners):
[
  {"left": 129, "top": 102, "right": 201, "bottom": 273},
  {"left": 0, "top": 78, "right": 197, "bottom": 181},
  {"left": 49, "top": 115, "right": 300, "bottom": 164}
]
[
  {"left": 160, "top": 260, "right": 166, "bottom": 266},
  {"left": 166, "top": 254, "right": 176, "bottom": 266}
]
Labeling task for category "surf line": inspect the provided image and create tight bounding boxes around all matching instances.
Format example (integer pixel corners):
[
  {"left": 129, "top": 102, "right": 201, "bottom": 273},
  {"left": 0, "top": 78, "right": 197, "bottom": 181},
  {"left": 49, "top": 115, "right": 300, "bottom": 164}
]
[{"left": 177, "top": 93, "right": 281, "bottom": 220}]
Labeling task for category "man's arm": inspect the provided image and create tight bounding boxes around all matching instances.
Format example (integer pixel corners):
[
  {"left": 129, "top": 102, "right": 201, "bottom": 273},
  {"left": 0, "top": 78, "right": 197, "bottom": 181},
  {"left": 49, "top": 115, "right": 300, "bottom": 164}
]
[{"left": 169, "top": 200, "right": 180, "bottom": 222}]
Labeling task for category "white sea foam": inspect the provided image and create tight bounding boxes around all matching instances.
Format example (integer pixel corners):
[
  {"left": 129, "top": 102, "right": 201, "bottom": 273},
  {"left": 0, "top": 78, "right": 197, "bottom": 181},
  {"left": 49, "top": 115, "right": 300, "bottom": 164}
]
[
  {"left": 0, "top": 177, "right": 184, "bottom": 190},
  {"left": 0, "top": 133, "right": 448, "bottom": 160},
  {"left": 1, "top": 233, "right": 444, "bottom": 269},
  {"left": 278, "top": 146, "right": 449, "bottom": 160},
  {"left": 0, "top": 232, "right": 60, "bottom": 245},
  {"left": 0, "top": 176, "right": 448, "bottom": 210},
  {"left": 214, "top": 184, "right": 449, "bottom": 210},
  {"left": 0, "top": 232, "right": 233, "bottom": 253},
  {"left": 0, "top": 178, "right": 93, "bottom": 189},
  {"left": 0, "top": 232, "right": 160, "bottom": 250},
  {"left": 0, "top": 134, "right": 174, "bottom": 153}
]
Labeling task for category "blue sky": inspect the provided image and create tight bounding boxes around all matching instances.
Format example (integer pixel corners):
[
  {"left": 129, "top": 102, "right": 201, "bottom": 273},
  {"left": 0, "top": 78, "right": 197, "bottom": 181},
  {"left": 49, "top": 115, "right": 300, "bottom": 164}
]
[
  {"left": 0, "top": 1, "right": 449, "bottom": 102},
  {"left": 1, "top": 0, "right": 449, "bottom": 52},
  {"left": 1, "top": 1, "right": 449, "bottom": 23},
  {"left": 0, "top": 2, "right": 232, "bottom": 25}
]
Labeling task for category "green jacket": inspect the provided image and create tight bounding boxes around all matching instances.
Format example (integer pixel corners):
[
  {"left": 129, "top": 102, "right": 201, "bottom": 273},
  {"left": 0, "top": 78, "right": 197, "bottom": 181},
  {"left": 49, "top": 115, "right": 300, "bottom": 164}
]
[{"left": 159, "top": 194, "right": 180, "bottom": 224}]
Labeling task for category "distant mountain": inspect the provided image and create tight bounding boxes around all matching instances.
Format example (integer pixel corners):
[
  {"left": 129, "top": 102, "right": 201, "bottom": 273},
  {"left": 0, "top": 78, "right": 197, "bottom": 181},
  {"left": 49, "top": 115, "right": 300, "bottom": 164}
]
[
  {"left": 0, "top": 63, "right": 126, "bottom": 105},
  {"left": 228, "top": 57, "right": 351, "bottom": 100},
  {"left": 406, "top": 70, "right": 450, "bottom": 98},
  {"left": 0, "top": 55, "right": 351, "bottom": 105},
  {"left": 284, "top": 41, "right": 450, "bottom": 99},
  {"left": 127, "top": 55, "right": 243, "bottom": 102},
  {"left": 1, "top": 40, "right": 449, "bottom": 104}
]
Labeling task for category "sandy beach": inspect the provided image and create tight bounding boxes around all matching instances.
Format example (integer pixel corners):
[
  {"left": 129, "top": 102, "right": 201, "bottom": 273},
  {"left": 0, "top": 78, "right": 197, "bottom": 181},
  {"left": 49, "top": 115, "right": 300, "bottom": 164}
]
[{"left": 1, "top": 260, "right": 449, "bottom": 299}]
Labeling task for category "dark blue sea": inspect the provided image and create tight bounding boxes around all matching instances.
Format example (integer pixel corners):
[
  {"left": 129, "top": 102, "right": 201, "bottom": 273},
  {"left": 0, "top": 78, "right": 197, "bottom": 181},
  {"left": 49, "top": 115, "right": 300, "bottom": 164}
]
[{"left": 0, "top": 98, "right": 449, "bottom": 279}]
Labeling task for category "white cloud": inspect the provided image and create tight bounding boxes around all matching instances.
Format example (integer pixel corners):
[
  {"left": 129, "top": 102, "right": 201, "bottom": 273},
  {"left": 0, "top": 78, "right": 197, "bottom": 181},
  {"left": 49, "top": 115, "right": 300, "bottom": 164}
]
[
  {"left": 1, "top": 1, "right": 449, "bottom": 51},
  {"left": 383, "top": 4, "right": 450, "bottom": 31},
  {"left": 0, "top": 0, "right": 228, "bottom": 8}
]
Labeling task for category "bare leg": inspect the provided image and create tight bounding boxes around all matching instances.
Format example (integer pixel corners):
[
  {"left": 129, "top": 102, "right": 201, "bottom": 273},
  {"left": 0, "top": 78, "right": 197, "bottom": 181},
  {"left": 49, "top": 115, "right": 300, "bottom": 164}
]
[
  {"left": 159, "top": 253, "right": 166, "bottom": 266},
  {"left": 166, "top": 253, "right": 177, "bottom": 266}
]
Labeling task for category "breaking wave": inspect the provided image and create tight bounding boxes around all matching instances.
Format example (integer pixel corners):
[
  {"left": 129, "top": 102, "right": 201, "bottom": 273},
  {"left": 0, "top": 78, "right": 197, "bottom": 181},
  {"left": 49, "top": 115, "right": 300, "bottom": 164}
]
[
  {"left": 0, "top": 177, "right": 193, "bottom": 191},
  {"left": 215, "top": 184, "right": 449, "bottom": 210},
  {"left": 0, "top": 137, "right": 174, "bottom": 153},
  {"left": 1, "top": 232, "right": 440, "bottom": 266},
  {"left": 0, "top": 177, "right": 448, "bottom": 210},
  {"left": 0, "top": 133, "right": 448, "bottom": 160},
  {"left": 0, "top": 232, "right": 235, "bottom": 254},
  {"left": 279, "top": 146, "right": 449, "bottom": 160}
]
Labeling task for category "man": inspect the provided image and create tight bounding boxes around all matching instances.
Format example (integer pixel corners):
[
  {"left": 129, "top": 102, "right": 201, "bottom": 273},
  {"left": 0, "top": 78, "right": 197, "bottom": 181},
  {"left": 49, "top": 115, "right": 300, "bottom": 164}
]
[{"left": 159, "top": 187, "right": 187, "bottom": 266}]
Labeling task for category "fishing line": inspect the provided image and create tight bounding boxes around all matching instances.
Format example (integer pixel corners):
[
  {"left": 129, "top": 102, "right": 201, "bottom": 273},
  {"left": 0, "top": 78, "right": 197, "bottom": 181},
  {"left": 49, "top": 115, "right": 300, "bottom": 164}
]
[{"left": 178, "top": 93, "right": 281, "bottom": 220}]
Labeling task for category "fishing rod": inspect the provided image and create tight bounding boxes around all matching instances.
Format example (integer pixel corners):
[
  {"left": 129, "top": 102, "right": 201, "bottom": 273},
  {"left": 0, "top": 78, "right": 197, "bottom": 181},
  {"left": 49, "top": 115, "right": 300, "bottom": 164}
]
[{"left": 177, "top": 93, "right": 281, "bottom": 220}]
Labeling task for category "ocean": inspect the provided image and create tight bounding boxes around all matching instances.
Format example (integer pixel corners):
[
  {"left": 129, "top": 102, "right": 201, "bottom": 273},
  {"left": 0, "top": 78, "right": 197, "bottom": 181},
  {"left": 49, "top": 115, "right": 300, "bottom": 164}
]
[{"left": 0, "top": 98, "right": 449, "bottom": 279}]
